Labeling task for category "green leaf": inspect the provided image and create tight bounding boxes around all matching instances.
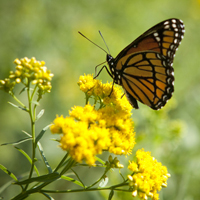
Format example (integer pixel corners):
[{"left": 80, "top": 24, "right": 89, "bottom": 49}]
[
  {"left": 32, "top": 100, "right": 40, "bottom": 106},
  {"left": 0, "top": 164, "right": 18, "bottom": 181},
  {"left": 95, "top": 156, "right": 106, "bottom": 165},
  {"left": 71, "top": 168, "right": 85, "bottom": 188},
  {"left": 15, "top": 172, "right": 60, "bottom": 185},
  {"left": 15, "top": 147, "right": 40, "bottom": 176},
  {"left": 61, "top": 175, "right": 85, "bottom": 187},
  {"left": 19, "top": 86, "right": 27, "bottom": 94},
  {"left": 108, "top": 189, "right": 114, "bottom": 200},
  {"left": 22, "top": 130, "right": 31, "bottom": 137},
  {"left": 37, "top": 142, "right": 52, "bottom": 173},
  {"left": 1, "top": 137, "right": 32, "bottom": 146},
  {"left": 41, "top": 192, "right": 55, "bottom": 200},
  {"left": 35, "top": 124, "right": 51, "bottom": 144},
  {"left": 8, "top": 101, "right": 27, "bottom": 111},
  {"left": 36, "top": 109, "right": 45, "bottom": 121}
]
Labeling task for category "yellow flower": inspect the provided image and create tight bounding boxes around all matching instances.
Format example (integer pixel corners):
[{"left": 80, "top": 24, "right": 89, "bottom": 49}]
[
  {"left": 50, "top": 115, "right": 66, "bottom": 134},
  {"left": 127, "top": 149, "right": 170, "bottom": 200},
  {"left": 51, "top": 75, "right": 135, "bottom": 165},
  {"left": 0, "top": 78, "right": 16, "bottom": 92},
  {"left": 128, "top": 161, "right": 138, "bottom": 172},
  {"left": 78, "top": 74, "right": 132, "bottom": 110},
  {"left": 0, "top": 57, "right": 54, "bottom": 95},
  {"left": 78, "top": 74, "right": 97, "bottom": 94}
]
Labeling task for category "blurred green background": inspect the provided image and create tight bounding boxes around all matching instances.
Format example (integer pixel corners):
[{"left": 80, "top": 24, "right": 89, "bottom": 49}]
[{"left": 0, "top": 0, "right": 200, "bottom": 199}]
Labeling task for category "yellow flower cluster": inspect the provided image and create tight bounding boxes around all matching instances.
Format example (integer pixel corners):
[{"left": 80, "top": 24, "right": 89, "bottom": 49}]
[
  {"left": 51, "top": 75, "right": 135, "bottom": 165},
  {"left": 128, "top": 149, "right": 170, "bottom": 200},
  {"left": 0, "top": 57, "right": 54, "bottom": 95},
  {"left": 78, "top": 74, "right": 132, "bottom": 111}
]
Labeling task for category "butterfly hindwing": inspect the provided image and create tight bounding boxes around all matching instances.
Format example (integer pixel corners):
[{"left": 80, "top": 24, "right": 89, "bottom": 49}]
[{"left": 118, "top": 51, "right": 174, "bottom": 110}]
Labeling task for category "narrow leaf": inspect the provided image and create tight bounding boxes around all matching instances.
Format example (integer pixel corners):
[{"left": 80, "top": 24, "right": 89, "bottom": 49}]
[
  {"left": 41, "top": 192, "right": 55, "bottom": 200},
  {"left": 1, "top": 137, "right": 32, "bottom": 146},
  {"left": 36, "top": 109, "right": 45, "bottom": 121},
  {"left": 108, "top": 190, "right": 114, "bottom": 200},
  {"left": 0, "top": 164, "right": 18, "bottom": 181},
  {"left": 32, "top": 100, "right": 40, "bottom": 106},
  {"left": 15, "top": 147, "right": 40, "bottom": 176},
  {"left": 19, "top": 86, "right": 27, "bottom": 94},
  {"left": 22, "top": 130, "right": 31, "bottom": 137},
  {"left": 8, "top": 101, "right": 27, "bottom": 111},
  {"left": 71, "top": 169, "right": 85, "bottom": 188},
  {"left": 61, "top": 175, "right": 85, "bottom": 187},
  {"left": 35, "top": 124, "right": 51, "bottom": 144},
  {"left": 95, "top": 156, "right": 106, "bottom": 165},
  {"left": 15, "top": 172, "right": 60, "bottom": 185},
  {"left": 37, "top": 142, "right": 52, "bottom": 173}
]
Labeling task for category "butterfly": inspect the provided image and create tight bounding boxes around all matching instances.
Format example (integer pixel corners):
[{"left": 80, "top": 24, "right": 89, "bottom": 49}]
[{"left": 79, "top": 18, "right": 185, "bottom": 110}]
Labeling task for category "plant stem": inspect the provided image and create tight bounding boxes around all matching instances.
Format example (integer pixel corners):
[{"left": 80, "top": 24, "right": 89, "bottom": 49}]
[
  {"left": 53, "top": 153, "right": 69, "bottom": 172},
  {"left": 87, "top": 168, "right": 109, "bottom": 189},
  {"left": 9, "top": 91, "right": 27, "bottom": 110},
  {"left": 24, "top": 83, "right": 37, "bottom": 191}
]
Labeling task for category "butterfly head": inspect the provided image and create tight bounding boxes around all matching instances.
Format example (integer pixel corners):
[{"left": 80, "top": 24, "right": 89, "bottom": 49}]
[
  {"left": 106, "top": 54, "right": 115, "bottom": 68},
  {"left": 106, "top": 54, "right": 115, "bottom": 74},
  {"left": 106, "top": 54, "right": 123, "bottom": 85}
]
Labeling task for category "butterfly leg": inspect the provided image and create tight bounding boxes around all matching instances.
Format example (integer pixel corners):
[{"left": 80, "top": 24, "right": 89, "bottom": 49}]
[
  {"left": 94, "top": 65, "right": 113, "bottom": 79},
  {"left": 108, "top": 79, "right": 115, "bottom": 97}
]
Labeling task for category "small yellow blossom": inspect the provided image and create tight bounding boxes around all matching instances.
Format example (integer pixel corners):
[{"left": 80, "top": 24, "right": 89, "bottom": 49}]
[
  {"left": 127, "top": 149, "right": 170, "bottom": 200},
  {"left": 78, "top": 74, "right": 98, "bottom": 94},
  {"left": 0, "top": 57, "right": 53, "bottom": 96},
  {"left": 0, "top": 78, "right": 16, "bottom": 92},
  {"left": 78, "top": 74, "right": 132, "bottom": 111},
  {"left": 128, "top": 161, "right": 138, "bottom": 172}
]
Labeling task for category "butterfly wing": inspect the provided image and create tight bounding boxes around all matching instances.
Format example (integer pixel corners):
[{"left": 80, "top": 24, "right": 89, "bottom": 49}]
[
  {"left": 116, "top": 51, "right": 174, "bottom": 110},
  {"left": 111, "top": 18, "right": 184, "bottom": 110},
  {"left": 115, "top": 18, "right": 185, "bottom": 65}
]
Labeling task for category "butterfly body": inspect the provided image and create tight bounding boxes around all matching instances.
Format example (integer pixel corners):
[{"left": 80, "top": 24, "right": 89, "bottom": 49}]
[{"left": 105, "top": 18, "right": 185, "bottom": 110}]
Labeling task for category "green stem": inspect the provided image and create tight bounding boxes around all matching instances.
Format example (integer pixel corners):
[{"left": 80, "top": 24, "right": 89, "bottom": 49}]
[
  {"left": 9, "top": 91, "right": 27, "bottom": 110},
  {"left": 41, "top": 182, "right": 130, "bottom": 194},
  {"left": 87, "top": 168, "right": 109, "bottom": 189},
  {"left": 12, "top": 180, "right": 129, "bottom": 200},
  {"left": 53, "top": 153, "right": 69, "bottom": 172},
  {"left": 24, "top": 83, "right": 37, "bottom": 191},
  {"left": 31, "top": 83, "right": 38, "bottom": 100},
  {"left": 60, "top": 157, "right": 76, "bottom": 176},
  {"left": 85, "top": 94, "right": 89, "bottom": 104}
]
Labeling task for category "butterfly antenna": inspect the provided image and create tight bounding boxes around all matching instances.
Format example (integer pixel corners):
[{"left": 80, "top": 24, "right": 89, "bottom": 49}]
[
  {"left": 78, "top": 31, "right": 108, "bottom": 54},
  {"left": 99, "top": 30, "right": 111, "bottom": 55}
]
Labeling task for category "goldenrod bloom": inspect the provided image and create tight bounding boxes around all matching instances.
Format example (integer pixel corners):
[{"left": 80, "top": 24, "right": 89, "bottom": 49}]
[
  {"left": 128, "top": 149, "right": 170, "bottom": 200},
  {"left": 0, "top": 57, "right": 54, "bottom": 96},
  {"left": 51, "top": 75, "right": 135, "bottom": 165}
]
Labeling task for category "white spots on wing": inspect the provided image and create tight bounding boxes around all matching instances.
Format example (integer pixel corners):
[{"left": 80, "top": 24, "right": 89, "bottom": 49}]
[
  {"left": 164, "top": 21, "right": 170, "bottom": 25},
  {"left": 164, "top": 25, "right": 170, "bottom": 29}
]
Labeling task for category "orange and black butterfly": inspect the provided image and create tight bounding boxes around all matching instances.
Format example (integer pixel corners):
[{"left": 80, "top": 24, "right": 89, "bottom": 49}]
[{"left": 79, "top": 18, "right": 185, "bottom": 110}]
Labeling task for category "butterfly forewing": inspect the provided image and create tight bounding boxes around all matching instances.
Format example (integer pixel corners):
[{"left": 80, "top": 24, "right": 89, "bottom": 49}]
[{"left": 115, "top": 18, "right": 185, "bottom": 64}]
